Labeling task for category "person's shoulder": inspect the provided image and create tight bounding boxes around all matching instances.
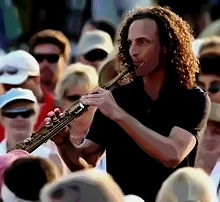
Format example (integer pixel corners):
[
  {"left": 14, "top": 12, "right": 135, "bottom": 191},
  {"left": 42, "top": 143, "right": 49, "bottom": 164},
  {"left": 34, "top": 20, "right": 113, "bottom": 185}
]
[
  {"left": 178, "top": 86, "right": 207, "bottom": 98},
  {"left": 177, "top": 86, "right": 210, "bottom": 107},
  {"left": 189, "top": 86, "right": 209, "bottom": 100}
]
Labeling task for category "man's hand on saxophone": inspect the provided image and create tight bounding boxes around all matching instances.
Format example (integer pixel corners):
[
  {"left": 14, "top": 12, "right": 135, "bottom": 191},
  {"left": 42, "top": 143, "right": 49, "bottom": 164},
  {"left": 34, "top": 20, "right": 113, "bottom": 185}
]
[
  {"left": 44, "top": 98, "right": 106, "bottom": 172},
  {"left": 80, "top": 87, "right": 124, "bottom": 122},
  {"left": 44, "top": 108, "right": 71, "bottom": 147}
]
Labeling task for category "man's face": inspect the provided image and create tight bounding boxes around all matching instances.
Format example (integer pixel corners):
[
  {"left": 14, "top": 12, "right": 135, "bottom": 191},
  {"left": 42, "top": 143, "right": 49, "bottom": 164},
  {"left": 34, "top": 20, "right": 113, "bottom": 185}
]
[
  {"left": 128, "top": 18, "right": 163, "bottom": 76},
  {"left": 198, "top": 73, "right": 220, "bottom": 103},
  {"left": 1, "top": 101, "right": 38, "bottom": 141},
  {"left": 32, "top": 43, "right": 66, "bottom": 92}
]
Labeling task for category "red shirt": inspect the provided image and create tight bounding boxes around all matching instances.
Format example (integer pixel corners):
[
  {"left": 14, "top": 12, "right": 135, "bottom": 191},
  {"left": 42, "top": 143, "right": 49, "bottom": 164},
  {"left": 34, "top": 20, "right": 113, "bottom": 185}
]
[
  {"left": 34, "top": 91, "right": 56, "bottom": 131},
  {"left": 0, "top": 124, "right": 4, "bottom": 142}
]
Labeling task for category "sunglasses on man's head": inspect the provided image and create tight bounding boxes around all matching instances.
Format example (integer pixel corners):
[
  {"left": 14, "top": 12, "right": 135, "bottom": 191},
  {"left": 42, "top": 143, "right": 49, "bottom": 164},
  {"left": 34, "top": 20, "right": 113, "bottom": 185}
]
[
  {"left": 32, "top": 53, "right": 60, "bottom": 63},
  {"left": 84, "top": 50, "right": 107, "bottom": 62},
  {"left": 1, "top": 108, "right": 36, "bottom": 118},
  {"left": 0, "top": 65, "right": 18, "bottom": 75}
]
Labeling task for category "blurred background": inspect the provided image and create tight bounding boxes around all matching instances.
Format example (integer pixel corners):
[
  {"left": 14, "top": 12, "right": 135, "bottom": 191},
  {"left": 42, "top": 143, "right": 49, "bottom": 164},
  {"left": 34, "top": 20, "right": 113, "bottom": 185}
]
[
  {"left": 1, "top": 0, "right": 220, "bottom": 55},
  {"left": 0, "top": 0, "right": 153, "bottom": 53}
]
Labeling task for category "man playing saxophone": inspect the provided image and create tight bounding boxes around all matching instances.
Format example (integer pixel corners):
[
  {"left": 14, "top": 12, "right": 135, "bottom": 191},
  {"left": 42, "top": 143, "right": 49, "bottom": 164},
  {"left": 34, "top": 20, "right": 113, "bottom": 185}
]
[{"left": 45, "top": 6, "right": 210, "bottom": 202}]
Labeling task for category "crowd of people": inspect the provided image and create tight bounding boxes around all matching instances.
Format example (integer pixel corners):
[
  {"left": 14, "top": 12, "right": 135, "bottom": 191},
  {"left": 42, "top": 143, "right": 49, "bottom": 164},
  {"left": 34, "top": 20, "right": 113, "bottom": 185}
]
[{"left": 0, "top": 2, "right": 220, "bottom": 202}]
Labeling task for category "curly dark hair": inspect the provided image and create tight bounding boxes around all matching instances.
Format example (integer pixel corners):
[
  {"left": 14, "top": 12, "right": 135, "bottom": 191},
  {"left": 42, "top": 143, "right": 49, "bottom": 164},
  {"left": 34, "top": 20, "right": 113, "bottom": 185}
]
[{"left": 116, "top": 5, "right": 199, "bottom": 89}]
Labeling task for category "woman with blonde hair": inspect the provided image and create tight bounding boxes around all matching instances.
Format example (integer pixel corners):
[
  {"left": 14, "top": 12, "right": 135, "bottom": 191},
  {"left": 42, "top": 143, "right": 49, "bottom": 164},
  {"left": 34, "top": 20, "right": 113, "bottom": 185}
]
[
  {"left": 156, "top": 167, "right": 218, "bottom": 202},
  {"left": 55, "top": 62, "right": 106, "bottom": 170}
]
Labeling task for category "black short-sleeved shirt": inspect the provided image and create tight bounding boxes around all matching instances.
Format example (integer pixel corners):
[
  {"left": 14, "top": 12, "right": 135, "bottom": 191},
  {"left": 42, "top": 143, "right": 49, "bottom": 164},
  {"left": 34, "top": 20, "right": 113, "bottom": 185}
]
[{"left": 86, "top": 77, "right": 210, "bottom": 202}]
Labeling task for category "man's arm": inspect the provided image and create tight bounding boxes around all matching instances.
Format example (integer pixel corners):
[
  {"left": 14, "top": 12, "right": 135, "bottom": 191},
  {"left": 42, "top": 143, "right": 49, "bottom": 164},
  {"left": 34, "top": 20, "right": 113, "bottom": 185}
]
[
  {"left": 55, "top": 138, "right": 105, "bottom": 171},
  {"left": 115, "top": 108, "right": 196, "bottom": 168},
  {"left": 80, "top": 88, "right": 197, "bottom": 168},
  {"left": 46, "top": 108, "right": 105, "bottom": 172}
]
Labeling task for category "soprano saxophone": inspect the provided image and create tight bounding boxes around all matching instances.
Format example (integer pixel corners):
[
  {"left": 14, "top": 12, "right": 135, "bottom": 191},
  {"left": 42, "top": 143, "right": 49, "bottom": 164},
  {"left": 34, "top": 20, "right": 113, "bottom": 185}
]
[{"left": 15, "top": 64, "right": 134, "bottom": 153}]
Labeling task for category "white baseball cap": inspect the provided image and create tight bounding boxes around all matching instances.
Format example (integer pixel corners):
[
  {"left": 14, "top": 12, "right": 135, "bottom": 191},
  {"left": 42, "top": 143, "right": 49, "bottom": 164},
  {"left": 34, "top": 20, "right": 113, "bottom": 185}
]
[
  {"left": 0, "top": 88, "right": 37, "bottom": 109},
  {"left": 0, "top": 50, "right": 40, "bottom": 85},
  {"left": 76, "top": 30, "right": 114, "bottom": 55}
]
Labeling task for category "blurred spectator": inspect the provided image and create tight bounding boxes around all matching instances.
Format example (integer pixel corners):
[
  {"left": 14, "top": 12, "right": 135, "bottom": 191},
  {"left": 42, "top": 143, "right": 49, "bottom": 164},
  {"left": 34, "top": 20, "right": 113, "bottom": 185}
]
[
  {"left": 0, "top": 50, "right": 56, "bottom": 131},
  {"left": 29, "top": 29, "right": 71, "bottom": 95},
  {"left": 75, "top": 30, "right": 114, "bottom": 72},
  {"left": 0, "top": 88, "right": 67, "bottom": 175},
  {"left": 55, "top": 62, "right": 98, "bottom": 146},
  {"left": 199, "top": 36, "right": 220, "bottom": 56},
  {"left": 195, "top": 38, "right": 220, "bottom": 174},
  {"left": 0, "top": 88, "right": 39, "bottom": 152},
  {"left": 199, "top": 19, "right": 220, "bottom": 38},
  {"left": 81, "top": 18, "right": 116, "bottom": 42},
  {"left": 0, "top": 50, "right": 41, "bottom": 100},
  {"left": 0, "top": 50, "right": 67, "bottom": 173},
  {"left": 210, "top": 160, "right": 220, "bottom": 201},
  {"left": 124, "top": 195, "right": 145, "bottom": 202},
  {"left": 40, "top": 168, "right": 144, "bottom": 202},
  {"left": 0, "top": 149, "right": 30, "bottom": 196},
  {"left": 1, "top": 156, "right": 60, "bottom": 202},
  {"left": 55, "top": 62, "right": 106, "bottom": 171},
  {"left": 156, "top": 167, "right": 218, "bottom": 202}
]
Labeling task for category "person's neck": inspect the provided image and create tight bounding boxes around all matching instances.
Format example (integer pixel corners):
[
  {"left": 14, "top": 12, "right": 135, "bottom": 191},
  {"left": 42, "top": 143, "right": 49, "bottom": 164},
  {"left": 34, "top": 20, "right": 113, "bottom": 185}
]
[
  {"left": 6, "top": 136, "right": 17, "bottom": 152},
  {"left": 5, "top": 132, "right": 29, "bottom": 152},
  {"left": 142, "top": 67, "right": 166, "bottom": 101}
]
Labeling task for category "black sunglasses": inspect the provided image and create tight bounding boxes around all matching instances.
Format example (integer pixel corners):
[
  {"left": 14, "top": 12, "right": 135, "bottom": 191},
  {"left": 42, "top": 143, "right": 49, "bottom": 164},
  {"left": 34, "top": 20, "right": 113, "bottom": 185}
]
[
  {"left": 0, "top": 65, "right": 18, "bottom": 75},
  {"left": 84, "top": 50, "right": 107, "bottom": 62},
  {"left": 32, "top": 53, "right": 60, "bottom": 63},
  {"left": 2, "top": 108, "right": 36, "bottom": 118},
  {"left": 208, "top": 83, "right": 220, "bottom": 94},
  {"left": 65, "top": 95, "right": 81, "bottom": 102}
]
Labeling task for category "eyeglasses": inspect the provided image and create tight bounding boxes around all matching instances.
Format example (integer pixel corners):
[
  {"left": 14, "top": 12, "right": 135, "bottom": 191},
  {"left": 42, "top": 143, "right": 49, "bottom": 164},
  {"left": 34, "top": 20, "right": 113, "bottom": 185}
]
[
  {"left": 0, "top": 65, "right": 18, "bottom": 75},
  {"left": 32, "top": 53, "right": 60, "bottom": 63},
  {"left": 1, "top": 108, "right": 36, "bottom": 118},
  {"left": 65, "top": 95, "right": 81, "bottom": 102},
  {"left": 84, "top": 50, "right": 107, "bottom": 62}
]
